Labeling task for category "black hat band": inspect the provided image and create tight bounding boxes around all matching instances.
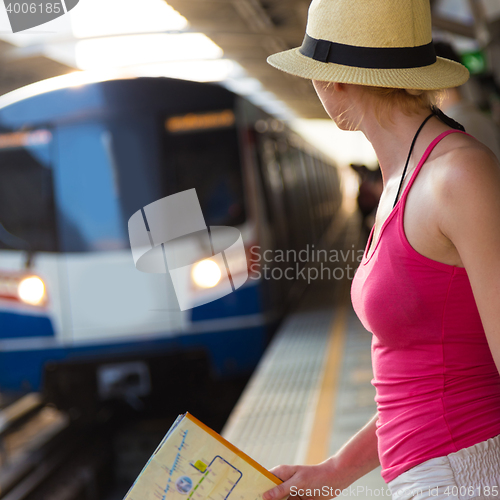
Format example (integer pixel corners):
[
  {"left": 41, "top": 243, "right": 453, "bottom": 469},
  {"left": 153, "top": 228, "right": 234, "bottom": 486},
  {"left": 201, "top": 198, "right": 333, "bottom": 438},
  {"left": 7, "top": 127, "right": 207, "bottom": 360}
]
[{"left": 299, "top": 34, "right": 437, "bottom": 69}]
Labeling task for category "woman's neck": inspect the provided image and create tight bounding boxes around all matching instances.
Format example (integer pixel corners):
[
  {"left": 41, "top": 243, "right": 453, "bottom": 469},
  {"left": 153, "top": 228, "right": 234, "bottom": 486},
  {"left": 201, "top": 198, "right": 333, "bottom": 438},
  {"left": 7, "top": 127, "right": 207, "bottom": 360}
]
[{"left": 359, "top": 107, "right": 448, "bottom": 186}]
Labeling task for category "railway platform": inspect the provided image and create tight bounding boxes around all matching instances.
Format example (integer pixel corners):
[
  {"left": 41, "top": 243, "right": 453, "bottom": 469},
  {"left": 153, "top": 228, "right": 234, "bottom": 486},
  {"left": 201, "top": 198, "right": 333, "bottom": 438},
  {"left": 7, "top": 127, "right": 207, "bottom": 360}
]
[{"left": 222, "top": 244, "right": 388, "bottom": 498}]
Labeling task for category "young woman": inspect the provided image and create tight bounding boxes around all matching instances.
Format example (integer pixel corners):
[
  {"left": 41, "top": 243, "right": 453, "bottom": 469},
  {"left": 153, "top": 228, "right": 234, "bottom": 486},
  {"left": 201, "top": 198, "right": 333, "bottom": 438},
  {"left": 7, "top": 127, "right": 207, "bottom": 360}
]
[{"left": 263, "top": 0, "right": 500, "bottom": 498}]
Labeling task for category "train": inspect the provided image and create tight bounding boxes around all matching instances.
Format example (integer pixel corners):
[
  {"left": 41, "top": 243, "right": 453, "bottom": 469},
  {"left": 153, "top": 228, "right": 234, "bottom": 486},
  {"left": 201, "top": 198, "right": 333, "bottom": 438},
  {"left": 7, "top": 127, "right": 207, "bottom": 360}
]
[{"left": 0, "top": 75, "right": 345, "bottom": 412}]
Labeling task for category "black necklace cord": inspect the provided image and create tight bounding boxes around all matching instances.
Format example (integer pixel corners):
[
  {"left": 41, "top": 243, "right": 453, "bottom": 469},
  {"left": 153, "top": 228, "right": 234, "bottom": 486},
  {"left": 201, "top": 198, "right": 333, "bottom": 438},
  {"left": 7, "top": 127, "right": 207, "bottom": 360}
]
[
  {"left": 392, "top": 111, "right": 435, "bottom": 208},
  {"left": 392, "top": 107, "right": 466, "bottom": 209},
  {"left": 431, "top": 105, "right": 466, "bottom": 132}
]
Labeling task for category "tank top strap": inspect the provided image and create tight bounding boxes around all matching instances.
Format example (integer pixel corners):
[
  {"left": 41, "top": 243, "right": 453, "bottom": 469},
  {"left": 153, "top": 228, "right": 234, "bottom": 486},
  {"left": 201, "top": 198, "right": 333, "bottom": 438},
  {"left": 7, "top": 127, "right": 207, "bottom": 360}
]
[{"left": 398, "top": 129, "right": 468, "bottom": 204}]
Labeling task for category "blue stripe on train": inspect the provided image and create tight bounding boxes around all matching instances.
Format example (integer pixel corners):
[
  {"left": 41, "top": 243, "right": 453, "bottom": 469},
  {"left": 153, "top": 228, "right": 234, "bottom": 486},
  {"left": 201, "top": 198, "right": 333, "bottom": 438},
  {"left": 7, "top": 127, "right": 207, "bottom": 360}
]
[
  {"left": 0, "top": 324, "right": 268, "bottom": 392},
  {"left": 191, "top": 279, "right": 262, "bottom": 321},
  {"left": 0, "top": 282, "right": 269, "bottom": 391},
  {"left": 0, "top": 311, "right": 55, "bottom": 338}
]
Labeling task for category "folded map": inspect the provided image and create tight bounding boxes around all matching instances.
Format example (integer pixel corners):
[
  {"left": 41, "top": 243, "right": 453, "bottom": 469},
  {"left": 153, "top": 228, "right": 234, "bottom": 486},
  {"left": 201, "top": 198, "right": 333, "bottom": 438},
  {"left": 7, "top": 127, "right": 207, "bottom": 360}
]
[{"left": 124, "top": 412, "right": 282, "bottom": 500}]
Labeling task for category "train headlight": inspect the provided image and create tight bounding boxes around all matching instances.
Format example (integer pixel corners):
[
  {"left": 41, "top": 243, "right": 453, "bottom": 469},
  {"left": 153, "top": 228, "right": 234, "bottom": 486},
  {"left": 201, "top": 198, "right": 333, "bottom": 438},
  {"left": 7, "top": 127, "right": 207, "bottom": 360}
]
[
  {"left": 191, "top": 259, "right": 222, "bottom": 288},
  {"left": 17, "top": 276, "right": 46, "bottom": 306}
]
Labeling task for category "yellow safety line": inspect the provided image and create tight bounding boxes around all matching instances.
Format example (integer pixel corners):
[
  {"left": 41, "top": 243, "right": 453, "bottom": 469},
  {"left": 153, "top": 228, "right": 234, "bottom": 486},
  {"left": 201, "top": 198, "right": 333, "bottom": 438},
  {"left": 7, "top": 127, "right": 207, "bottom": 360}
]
[{"left": 305, "top": 298, "right": 348, "bottom": 465}]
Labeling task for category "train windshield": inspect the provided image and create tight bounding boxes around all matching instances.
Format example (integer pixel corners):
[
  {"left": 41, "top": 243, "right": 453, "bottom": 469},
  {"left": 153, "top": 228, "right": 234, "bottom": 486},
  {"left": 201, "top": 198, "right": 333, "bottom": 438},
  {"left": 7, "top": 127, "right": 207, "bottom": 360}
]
[
  {"left": 0, "top": 108, "right": 246, "bottom": 254},
  {"left": 0, "top": 130, "right": 57, "bottom": 252},
  {"left": 163, "top": 110, "right": 245, "bottom": 227}
]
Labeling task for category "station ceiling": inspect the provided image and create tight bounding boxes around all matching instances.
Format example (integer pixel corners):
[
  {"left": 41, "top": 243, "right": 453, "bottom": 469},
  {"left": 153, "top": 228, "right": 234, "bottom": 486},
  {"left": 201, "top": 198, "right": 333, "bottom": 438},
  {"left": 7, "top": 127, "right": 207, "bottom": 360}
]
[
  {"left": 166, "top": 0, "right": 326, "bottom": 118},
  {"left": 0, "top": 0, "right": 498, "bottom": 119},
  {"left": 0, "top": 39, "right": 73, "bottom": 98},
  {"left": 166, "top": 0, "right": 500, "bottom": 119}
]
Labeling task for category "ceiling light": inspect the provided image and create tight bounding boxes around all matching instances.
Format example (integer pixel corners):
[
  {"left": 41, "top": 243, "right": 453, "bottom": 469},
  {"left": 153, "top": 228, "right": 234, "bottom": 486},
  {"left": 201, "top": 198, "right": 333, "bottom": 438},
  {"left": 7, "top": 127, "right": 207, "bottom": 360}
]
[
  {"left": 75, "top": 33, "right": 223, "bottom": 70},
  {"left": 122, "top": 60, "right": 236, "bottom": 82},
  {"left": 71, "top": 0, "right": 188, "bottom": 38}
]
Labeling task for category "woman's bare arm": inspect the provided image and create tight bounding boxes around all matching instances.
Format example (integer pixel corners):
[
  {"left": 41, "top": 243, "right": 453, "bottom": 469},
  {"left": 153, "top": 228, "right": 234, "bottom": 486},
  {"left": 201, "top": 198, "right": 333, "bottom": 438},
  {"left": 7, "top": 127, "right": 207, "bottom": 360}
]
[
  {"left": 263, "top": 413, "right": 379, "bottom": 500},
  {"left": 437, "top": 146, "right": 500, "bottom": 376}
]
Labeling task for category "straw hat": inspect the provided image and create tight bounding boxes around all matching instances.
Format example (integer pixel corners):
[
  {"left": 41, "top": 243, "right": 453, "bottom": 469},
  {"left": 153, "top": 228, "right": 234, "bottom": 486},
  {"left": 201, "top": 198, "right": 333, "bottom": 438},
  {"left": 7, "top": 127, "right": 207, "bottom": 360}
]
[{"left": 267, "top": 0, "right": 469, "bottom": 89}]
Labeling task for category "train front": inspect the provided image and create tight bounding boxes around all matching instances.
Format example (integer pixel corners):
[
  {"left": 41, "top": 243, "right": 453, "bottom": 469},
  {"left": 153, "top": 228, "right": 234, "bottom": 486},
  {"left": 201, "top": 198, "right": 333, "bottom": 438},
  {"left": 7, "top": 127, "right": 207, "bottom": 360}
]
[{"left": 0, "top": 77, "right": 274, "bottom": 406}]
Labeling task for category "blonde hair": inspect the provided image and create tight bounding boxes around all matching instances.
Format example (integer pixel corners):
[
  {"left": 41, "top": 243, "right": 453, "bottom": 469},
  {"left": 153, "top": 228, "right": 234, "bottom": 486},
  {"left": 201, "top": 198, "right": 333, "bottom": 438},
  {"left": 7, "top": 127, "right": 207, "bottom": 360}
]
[{"left": 364, "top": 87, "right": 444, "bottom": 123}]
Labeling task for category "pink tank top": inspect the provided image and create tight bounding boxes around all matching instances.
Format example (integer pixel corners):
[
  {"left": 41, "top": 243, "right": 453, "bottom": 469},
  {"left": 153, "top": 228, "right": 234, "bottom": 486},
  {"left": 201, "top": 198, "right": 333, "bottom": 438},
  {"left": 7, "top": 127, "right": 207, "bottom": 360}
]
[{"left": 351, "top": 130, "right": 500, "bottom": 483}]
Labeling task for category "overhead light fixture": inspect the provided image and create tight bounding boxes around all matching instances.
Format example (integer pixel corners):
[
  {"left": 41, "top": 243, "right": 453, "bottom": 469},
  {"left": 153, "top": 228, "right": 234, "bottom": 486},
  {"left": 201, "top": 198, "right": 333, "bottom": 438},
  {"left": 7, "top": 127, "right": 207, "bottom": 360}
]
[
  {"left": 75, "top": 33, "right": 223, "bottom": 70},
  {"left": 223, "top": 77, "right": 263, "bottom": 96},
  {"left": 123, "top": 60, "right": 236, "bottom": 83},
  {"left": 71, "top": 0, "right": 188, "bottom": 38}
]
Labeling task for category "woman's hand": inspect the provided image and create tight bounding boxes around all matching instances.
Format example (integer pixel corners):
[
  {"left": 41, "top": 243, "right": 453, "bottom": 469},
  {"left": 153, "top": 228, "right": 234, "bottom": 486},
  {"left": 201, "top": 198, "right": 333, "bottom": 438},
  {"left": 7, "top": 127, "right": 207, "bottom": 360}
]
[
  {"left": 263, "top": 413, "right": 380, "bottom": 500},
  {"left": 263, "top": 457, "right": 350, "bottom": 500}
]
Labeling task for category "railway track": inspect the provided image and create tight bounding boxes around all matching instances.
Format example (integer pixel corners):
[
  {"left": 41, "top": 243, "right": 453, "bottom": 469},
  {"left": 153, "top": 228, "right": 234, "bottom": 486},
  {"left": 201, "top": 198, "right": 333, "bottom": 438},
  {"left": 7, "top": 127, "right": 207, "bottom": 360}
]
[
  {"left": 0, "top": 367, "right": 250, "bottom": 500},
  {"left": 0, "top": 393, "right": 114, "bottom": 500}
]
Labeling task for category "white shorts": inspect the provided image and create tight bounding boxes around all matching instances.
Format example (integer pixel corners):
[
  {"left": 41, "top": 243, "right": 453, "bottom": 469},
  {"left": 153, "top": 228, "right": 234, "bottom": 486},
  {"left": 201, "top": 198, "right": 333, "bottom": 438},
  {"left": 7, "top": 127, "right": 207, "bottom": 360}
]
[{"left": 387, "top": 434, "right": 500, "bottom": 500}]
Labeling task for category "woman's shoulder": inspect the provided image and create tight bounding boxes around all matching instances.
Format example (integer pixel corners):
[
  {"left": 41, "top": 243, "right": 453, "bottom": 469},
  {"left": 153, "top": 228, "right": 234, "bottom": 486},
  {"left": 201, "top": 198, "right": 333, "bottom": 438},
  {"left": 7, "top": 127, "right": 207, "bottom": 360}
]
[
  {"left": 429, "top": 132, "right": 500, "bottom": 202},
  {"left": 436, "top": 129, "right": 496, "bottom": 159},
  {"left": 422, "top": 131, "right": 500, "bottom": 269}
]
